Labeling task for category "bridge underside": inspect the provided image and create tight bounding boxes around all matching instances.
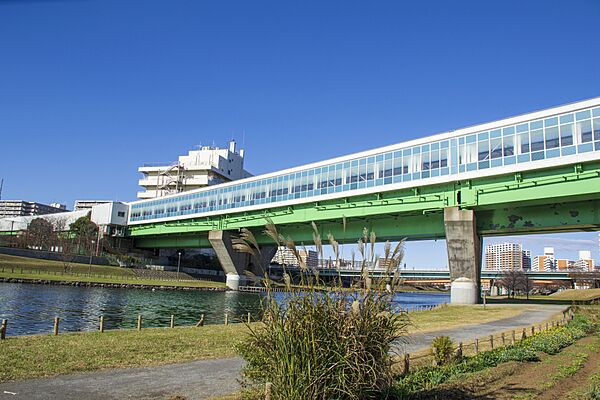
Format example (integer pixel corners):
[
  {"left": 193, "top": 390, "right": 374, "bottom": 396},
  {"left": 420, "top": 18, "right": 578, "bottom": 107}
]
[{"left": 129, "top": 161, "right": 600, "bottom": 302}]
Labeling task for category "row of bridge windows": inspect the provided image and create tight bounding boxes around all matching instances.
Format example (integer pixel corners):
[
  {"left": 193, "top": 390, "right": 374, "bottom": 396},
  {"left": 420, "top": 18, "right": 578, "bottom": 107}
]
[{"left": 130, "top": 106, "right": 600, "bottom": 221}]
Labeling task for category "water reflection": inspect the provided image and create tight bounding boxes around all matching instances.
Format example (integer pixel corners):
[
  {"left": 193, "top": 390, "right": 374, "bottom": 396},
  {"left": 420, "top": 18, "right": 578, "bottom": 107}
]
[{"left": 0, "top": 283, "right": 449, "bottom": 336}]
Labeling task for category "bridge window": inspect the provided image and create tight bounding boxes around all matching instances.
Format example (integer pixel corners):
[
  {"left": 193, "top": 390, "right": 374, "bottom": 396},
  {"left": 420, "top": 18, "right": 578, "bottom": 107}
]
[
  {"left": 529, "top": 129, "right": 544, "bottom": 152},
  {"left": 545, "top": 126, "right": 559, "bottom": 149},
  {"left": 478, "top": 139, "right": 490, "bottom": 161},
  {"left": 440, "top": 148, "right": 448, "bottom": 168},
  {"left": 577, "top": 120, "right": 593, "bottom": 143},
  {"left": 560, "top": 124, "right": 573, "bottom": 146},
  {"left": 517, "top": 132, "right": 530, "bottom": 154},
  {"left": 594, "top": 118, "right": 600, "bottom": 141},
  {"left": 490, "top": 138, "right": 502, "bottom": 159}
]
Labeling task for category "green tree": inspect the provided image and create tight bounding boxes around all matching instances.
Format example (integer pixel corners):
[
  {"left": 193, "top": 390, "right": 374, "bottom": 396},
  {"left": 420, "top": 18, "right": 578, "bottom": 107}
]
[
  {"left": 69, "top": 214, "right": 99, "bottom": 255},
  {"left": 23, "top": 218, "right": 54, "bottom": 250}
]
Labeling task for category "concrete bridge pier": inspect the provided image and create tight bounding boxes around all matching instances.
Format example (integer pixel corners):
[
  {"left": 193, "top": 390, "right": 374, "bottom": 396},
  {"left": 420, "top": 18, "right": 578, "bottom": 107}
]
[
  {"left": 208, "top": 230, "right": 249, "bottom": 290},
  {"left": 208, "top": 230, "right": 277, "bottom": 290},
  {"left": 444, "top": 207, "right": 482, "bottom": 304}
]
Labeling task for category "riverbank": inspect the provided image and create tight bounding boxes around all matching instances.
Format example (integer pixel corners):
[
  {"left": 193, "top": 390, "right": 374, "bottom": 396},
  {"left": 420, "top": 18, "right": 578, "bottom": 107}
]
[
  {"left": 489, "top": 289, "right": 600, "bottom": 305},
  {"left": 0, "top": 276, "right": 226, "bottom": 290},
  {"left": 0, "top": 304, "right": 539, "bottom": 382},
  {"left": 0, "top": 254, "right": 226, "bottom": 289}
]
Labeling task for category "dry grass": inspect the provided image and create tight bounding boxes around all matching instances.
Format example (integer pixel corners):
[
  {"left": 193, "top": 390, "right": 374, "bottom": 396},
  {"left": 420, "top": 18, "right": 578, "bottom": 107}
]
[
  {"left": 0, "top": 323, "right": 253, "bottom": 382},
  {"left": 0, "top": 253, "right": 135, "bottom": 276},
  {"left": 0, "top": 304, "right": 533, "bottom": 383},
  {"left": 407, "top": 304, "right": 531, "bottom": 334},
  {"left": 0, "top": 254, "right": 225, "bottom": 288},
  {"left": 550, "top": 288, "right": 600, "bottom": 301}
]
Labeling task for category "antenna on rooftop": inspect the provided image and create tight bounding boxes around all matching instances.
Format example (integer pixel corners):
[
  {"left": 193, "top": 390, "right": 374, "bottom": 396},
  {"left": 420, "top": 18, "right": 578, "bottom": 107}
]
[{"left": 0, "top": 178, "right": 3, "bottom": 201}]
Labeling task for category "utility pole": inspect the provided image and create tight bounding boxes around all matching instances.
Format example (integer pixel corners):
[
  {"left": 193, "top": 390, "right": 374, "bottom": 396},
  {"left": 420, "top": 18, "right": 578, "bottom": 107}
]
[{"left": 177, "top": 251, "right": 182, "bottom": 275}]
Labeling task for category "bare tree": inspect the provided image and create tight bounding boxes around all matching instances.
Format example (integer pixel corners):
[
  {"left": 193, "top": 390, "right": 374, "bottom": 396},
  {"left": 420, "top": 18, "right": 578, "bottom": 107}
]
[
  {"left": 498, "top": 269, "right": 528, "bottom": 298},
  {"left": 53, "top": 217, "right": 75, "bottom": 271},
  {"left": 520, "top": 272, "right": 533, "bottom": 300}
]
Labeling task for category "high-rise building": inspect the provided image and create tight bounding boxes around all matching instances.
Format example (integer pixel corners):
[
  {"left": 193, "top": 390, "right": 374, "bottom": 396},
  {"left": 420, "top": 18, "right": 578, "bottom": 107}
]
[
  {"left": 484, "top": 242, "right": 529, "bottom": 271},
  {"left": 0, "top": 200, "right": 67, "bottom": 218},
  {"left": 532, "top": 247, "right": 556, "bottom": 271},
  {"left": 574, "top": 250, "right": 594, "bottom": 271},
  {"left": 137, "top": 141, "right": 252, "bottom": 199},
  {"left": 522, "top": 250, "right": 531, "bottom": 270},
  {"left": 272, "top": 246, "right": 318, "bottom": 269}
]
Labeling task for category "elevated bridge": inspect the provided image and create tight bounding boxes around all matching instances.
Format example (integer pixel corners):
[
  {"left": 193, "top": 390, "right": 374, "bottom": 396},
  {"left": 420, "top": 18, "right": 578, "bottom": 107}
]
[{"left": 127, "top": 98, "right": 600, "bottom": 302}]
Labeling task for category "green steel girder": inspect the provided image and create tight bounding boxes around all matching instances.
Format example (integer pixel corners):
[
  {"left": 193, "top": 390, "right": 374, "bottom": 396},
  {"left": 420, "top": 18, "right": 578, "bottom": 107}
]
[
  {"left": 477, "top": 199, "right": 600, "bottom": 236},
  {"left": 130, "top": 160, "right": 600, "bottom": 249}
]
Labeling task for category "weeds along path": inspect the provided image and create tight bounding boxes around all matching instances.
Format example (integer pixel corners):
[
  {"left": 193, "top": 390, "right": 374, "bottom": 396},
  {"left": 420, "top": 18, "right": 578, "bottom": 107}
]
[{"left": 438, "top": 333, "right": 600, "bottom": 400}]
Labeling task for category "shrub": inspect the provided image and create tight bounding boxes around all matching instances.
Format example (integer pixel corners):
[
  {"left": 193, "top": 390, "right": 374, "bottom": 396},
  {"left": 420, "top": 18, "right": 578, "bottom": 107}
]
[
  {"left": 235, "top": 224, "right": 410, "bottom": 400},
  {"left": 431, "top": 336, "right": 454, "bottom": 366}
]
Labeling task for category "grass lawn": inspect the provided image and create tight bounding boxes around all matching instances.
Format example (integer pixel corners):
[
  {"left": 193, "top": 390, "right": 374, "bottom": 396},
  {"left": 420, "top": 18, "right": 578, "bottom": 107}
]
[
  {"left": 0, "top": 254, "right": 226, "bottom": 289},
  {"left": 0, "top": 323, "right": 252, "bottom": 382},
  {"left": 0, "top": 253, "right": 135, "bottom": 276},
  {"left": 0, "top": 304, "right": 537, "bottom": 382},
  {"left": 407, "top": 304, "right": 532, "bottom": 334},
  {"left": 550, "top": 288, "right": 600, "bottom": 301}
]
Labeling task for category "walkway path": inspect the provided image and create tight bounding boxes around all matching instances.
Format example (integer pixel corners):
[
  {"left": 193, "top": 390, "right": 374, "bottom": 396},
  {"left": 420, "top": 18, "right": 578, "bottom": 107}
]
[{"left": 0, "top": 304, "right": 565, "bottom": 400}]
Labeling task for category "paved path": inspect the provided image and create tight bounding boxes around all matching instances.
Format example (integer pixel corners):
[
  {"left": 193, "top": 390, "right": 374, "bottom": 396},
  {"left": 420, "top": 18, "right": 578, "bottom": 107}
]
[{"left": 0, "top": 304, "right": 565, "bottom": 400}]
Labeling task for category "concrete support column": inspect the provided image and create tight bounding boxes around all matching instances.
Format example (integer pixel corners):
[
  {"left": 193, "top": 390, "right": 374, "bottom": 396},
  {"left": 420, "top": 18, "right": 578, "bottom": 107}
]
[
  {"left": 250, "top": 245, "right": 277, "bottom": 278},
  {"left": 444, "top": 207, "right": 482, "bottom": 304},
  {"left": 208, "top": 230, "right": 249, "bottom": 290}
]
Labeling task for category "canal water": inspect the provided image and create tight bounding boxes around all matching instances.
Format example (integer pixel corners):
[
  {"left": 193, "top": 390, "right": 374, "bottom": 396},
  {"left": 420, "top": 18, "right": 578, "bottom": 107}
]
[{"left": 0, "top": 282, "right": 450, "bottom": 336}]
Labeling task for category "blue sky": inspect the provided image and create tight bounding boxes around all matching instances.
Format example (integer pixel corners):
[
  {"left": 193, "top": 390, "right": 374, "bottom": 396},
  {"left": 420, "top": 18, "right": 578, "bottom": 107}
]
[{"left": 0, "top": 0, "right": 599, "bottom": 266}]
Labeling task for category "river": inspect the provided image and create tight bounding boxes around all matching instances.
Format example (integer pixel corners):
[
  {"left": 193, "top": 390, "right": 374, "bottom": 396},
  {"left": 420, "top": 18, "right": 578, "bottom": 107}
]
[{"left": 0, "top": 282, "right": 450, "bottom": 336}]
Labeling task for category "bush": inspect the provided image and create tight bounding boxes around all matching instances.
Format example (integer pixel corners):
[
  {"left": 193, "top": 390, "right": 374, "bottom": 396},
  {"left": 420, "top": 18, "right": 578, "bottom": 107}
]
[
  {"left": 238, "top": 290, "right": 409, "bottom": 399},
  {"left": 431, "top": 336, "right": 454, "bottom": 366},
  {"left": 235, "top": 225, "right": 410, "bottom": 400}
]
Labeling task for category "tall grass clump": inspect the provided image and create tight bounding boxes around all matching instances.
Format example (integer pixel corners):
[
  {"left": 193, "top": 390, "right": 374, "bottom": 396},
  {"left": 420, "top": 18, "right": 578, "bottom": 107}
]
[{"left": 234, "top": 221, "right": 410, "bottom": 400}]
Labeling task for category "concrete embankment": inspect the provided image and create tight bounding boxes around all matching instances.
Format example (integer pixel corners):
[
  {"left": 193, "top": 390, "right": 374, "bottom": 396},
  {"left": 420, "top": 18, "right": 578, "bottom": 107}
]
[{"left": 0, "top": 277, "right": 226, "bottom": 291}]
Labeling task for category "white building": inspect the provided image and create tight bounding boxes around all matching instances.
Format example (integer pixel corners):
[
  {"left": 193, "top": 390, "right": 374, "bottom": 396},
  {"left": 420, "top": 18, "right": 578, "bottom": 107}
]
[
  {"left": 0, "top": 202, "right": 128, "bottom": 237},
  {"left": 137, "top": 141, "right": 252, "bottom": 199},
  {"left": 74, "top": 200, "right": 113, "bottom": 210},
  {"left": 532, "top": 247, "right": 557, "bottom": 271},
  {"left": 272, "top": 246, "right": 318, "bottom": 269}
]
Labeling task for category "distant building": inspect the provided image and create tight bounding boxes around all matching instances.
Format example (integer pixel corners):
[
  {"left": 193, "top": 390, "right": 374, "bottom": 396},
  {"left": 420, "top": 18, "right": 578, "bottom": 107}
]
[
  {"left": 272, "top": 246, "right": 318, "bottom": 269},
  {"left": 484, "top": 243, "right": 530, "bottom": 271},
  {"left": 532, "top": 247, "right": 556, "bottom": 271},
  {"left": 574, "top": 250, "right": 594, "bottom": 272},
  {"left": 137, "top": 141, "right": 252, "bottom": 199},
  {"left": 0, "top": 202, "right": 129, "bottom": 238},
  {"left": 0, "top": 200, "right": 67, "bottom": 218},
  {"left": 74, "top": 200, "right": 113, "bottom": 210},
  {"left": 522, "top": 250, "right": 531, "bottom": 270},
  {"left": 556, "top": 259, "right": 575, "bottom": 271}
]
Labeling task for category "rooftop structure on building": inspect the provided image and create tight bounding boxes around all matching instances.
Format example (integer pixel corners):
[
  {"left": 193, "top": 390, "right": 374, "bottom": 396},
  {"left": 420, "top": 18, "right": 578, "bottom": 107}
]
[
  {"left": 137, "top": 141, "right": 252, "bottom": 199},
  {"left": 0, "top": 200, "right": 67, "bottom": 218},
  {"left": 74, "top": 200, "right": 114, "bottom": 210}
]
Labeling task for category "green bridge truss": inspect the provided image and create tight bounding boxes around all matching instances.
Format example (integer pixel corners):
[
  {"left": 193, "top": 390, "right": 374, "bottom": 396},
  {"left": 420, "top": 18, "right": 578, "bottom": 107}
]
[{"left": 128, "top": 160, "right": 600, "bottom": 249}]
